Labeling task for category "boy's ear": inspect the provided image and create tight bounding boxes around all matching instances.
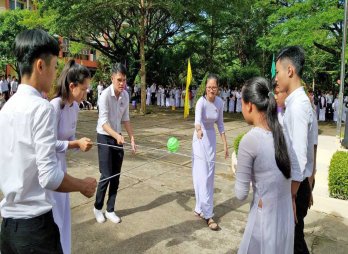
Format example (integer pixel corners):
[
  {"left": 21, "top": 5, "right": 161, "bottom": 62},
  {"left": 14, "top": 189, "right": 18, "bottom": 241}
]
[
  {"left": 287, "top": 64, "right": 295, "bottom": 78},
  {"left": 35, "top": 59, "right": 44, "bottom": 74}
]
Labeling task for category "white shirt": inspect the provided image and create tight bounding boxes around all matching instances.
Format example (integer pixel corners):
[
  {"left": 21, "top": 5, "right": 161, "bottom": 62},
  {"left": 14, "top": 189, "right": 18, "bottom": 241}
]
[
  {"left": 11, "top": 81, "right": 18, "bottom": 92},
  {"left": 96, "top": 85, "right": 130, "bottom": 135},
  {"left": 0, "top": 80, "right": 9, "bottom": 92},
  {"left": 97, "top": 84, "right": 104, "bottom": 95},
  {"left": 150, "top": 84, "right": 156, "bottom": 93},
  {"left": 283, "top": 86, "right": 314, "bottom": 182},
  {"left": 0, "top": 84, "right": 64, "bottom": 219}
]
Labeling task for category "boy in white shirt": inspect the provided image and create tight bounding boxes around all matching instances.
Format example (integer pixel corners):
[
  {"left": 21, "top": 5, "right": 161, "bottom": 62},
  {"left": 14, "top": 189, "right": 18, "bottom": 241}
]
[
  {"left": 0, "top": 29, "right": 97, "bottom": 254},
  {"left": 275, "top": 46, "right": 313, "bottom": 254}
]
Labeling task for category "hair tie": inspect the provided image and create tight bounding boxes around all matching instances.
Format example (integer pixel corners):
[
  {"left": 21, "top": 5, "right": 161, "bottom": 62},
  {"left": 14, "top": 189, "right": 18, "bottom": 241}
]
[{"left": 268, "top": 91, "right": 274, "bottom": 98}]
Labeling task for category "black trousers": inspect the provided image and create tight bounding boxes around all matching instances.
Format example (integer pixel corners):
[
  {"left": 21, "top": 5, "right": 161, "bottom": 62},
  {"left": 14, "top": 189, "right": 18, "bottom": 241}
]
[
  {"left": 0, "top": 211, "right": 63, "bottom": 254},
  {"left": 294, "top": 178, "right": 311, "bottom": 254},
  {"left": 94, "top": 133, "right": 124, "bottom": 212},
  {"left": 151, "top": 92, "right": 156, "bottom": 105}
]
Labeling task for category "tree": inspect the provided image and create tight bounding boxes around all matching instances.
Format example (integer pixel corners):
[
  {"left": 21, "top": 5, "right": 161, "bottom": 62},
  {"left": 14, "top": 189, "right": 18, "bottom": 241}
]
[
  {"left": 258, "top": 0, "right": 344, "bottom": 84},
  {"left": 0, "top": 9, "right": 30, "bottom": 77},
  {"left": 42, "top": 0, "right": 191, "bottom": 114}
]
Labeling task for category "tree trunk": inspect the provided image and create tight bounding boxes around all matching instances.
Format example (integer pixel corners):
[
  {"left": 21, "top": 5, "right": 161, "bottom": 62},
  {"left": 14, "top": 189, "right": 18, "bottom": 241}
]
[{"left": 140, "top": 0, "right": 147, "bottom": 115}]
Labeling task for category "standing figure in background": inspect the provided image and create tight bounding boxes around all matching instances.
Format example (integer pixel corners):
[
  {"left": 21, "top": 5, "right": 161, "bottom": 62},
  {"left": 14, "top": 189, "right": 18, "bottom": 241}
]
[
  {"left": 229, "top": 89, "right": 235, "bottom": 113},
  {"left": 146, "top": 86, "right": 151, "bottom": 106},
  {"left": 156, "top": 87, "right": 161, "bottom": 106},
  {"left": 181, "top": 89, "right": 186, "bottom": 108},
  {"left": 175, "top": 87, "right": 181, "bottom": 107},
  {"left": 236, "top": 88, "right": 242, "bottom": 113},
  {"left": 10, "top": 77, "right": 18, "bottom": 96},
  {"left": 318, "top": 91, "right": 326, "bottom": 121},
  {"left": 160, "top": 86, "right": 165, "bottom": 107},
  {"left": 333, "top": 95, "right": 339, "bottom": 123},
  {"left": 165, "top": 87, "right": 171, "bottom": 107},
  {"left": 97, "top": 81, "right": 104, "bottom": 110},
  {"left": 150, "top": 83, "right": 157, "bottom": 105}
]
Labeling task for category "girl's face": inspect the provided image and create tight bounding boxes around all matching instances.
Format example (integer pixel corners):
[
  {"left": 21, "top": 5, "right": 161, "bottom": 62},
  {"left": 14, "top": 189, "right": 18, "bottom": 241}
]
[
  {"left": 70, "top": 78, "right": 90, "bottom": 104},
  {"left": 274, "top": 85, "right": 287, "bottom": 108},
  {"left": 205, "top": 79, "right": 218, "bottom": 100}
]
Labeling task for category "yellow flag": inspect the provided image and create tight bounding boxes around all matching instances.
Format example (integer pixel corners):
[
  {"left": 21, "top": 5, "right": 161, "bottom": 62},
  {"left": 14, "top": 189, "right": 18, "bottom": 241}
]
[{"left": 184, "top": 59, "right": 192, "bottom": 119}]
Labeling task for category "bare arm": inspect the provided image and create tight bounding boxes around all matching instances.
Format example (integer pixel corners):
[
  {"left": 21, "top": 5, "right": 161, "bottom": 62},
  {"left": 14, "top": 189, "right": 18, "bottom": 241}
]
[{"left": 55, "top": 173, "right": 96, "bottom": 198}]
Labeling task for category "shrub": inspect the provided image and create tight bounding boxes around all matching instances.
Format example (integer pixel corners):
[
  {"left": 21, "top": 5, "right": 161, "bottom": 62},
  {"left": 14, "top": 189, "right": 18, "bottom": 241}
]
[
  {"left": 233, "top": 132, "right": 246, "bottom": 156},
  {"left": 328, "top": 151, "right": 348, "bottom": 200}
]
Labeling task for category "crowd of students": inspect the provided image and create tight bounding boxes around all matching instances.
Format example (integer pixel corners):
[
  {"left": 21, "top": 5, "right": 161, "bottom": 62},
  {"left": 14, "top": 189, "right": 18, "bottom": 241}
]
[{"left": 315, "top": 90, "right": 348, "bottom": 122}]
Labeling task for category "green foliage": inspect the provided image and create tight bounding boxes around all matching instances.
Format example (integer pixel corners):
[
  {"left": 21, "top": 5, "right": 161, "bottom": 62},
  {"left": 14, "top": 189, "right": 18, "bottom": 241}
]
[
  {"left": 193, "top": 73, "right": 208, "bottom": 108},
  {"left": 69, "top": 42, "right": 87, "bottom": 57},
  {"left": 232, "top": 64, "right": 261, "bottom": 86},
  {"left": 234, "top": 133, "right": 246, "bottom": 156},
  {"left": 258, "top": 0, "right": 344, "bottom": 85},
  {"left": 328, "top": 151, "right": 348, "bottom": 200},
  {"left": 92, "top": 55, "right": 112, "bottom": 85},
  {"left": 0, "top": 9, "right": 30, "bottom": 75}
]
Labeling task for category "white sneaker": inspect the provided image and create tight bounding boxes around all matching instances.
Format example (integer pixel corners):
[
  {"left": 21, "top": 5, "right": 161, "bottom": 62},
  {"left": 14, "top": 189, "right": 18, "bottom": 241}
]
[
  {"left": 93, "top": 208, "right": 105, "bottom": 223},
  {"left": 105, "top": 211, "right": 121, "bottom": 224}
]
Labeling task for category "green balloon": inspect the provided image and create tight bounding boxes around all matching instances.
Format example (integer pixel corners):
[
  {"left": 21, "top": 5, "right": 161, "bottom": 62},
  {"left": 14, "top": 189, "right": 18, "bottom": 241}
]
[{"left": 167, "top": 137, "right": 179, "bottom": 153}]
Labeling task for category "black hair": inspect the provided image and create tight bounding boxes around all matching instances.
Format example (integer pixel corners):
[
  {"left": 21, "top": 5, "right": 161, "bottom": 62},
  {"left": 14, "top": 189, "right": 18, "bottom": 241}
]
[
  {"left": 14, "top": 29, "right": 60, "bottom": 78},
  {"left": 276, "top": 46, "right": 305, "bottom": 78},
  {"left": 54, "top": 59, "right": 91, "bottom": 108},
  {"left": 203, "top": 73, "right": 219, "bottom": 97},
  {"left": 111, "top": 63, "right": 127, "bottom": 76},
  {"left": 242, "top": 77, "right": 291, "bottom": 179}
]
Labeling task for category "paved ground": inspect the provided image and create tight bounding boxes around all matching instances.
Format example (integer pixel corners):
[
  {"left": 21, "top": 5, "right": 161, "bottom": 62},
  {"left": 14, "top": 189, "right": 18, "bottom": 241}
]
[{"left": 1, "top": 107, "right": 348, "bottom": 253}]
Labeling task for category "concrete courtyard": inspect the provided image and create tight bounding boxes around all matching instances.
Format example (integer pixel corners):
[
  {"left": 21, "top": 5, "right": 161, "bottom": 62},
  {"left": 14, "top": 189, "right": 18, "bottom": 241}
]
[{"left": 1, "top": 107, "right": 348, "bottom": 253}]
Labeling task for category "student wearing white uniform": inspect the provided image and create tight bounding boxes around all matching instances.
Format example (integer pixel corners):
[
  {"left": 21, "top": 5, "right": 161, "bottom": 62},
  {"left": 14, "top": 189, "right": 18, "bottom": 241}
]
[
  {"left": 94, "top": 63, "right": 137, "bottom": 224},
  {"left": 0, "top": 29, "right": 96, "bottom": 254},
  {"left": 10, "top": 77, "right": 19, "bottom": 95},
  {"left": 180, "top": 89, "right": 185, "bottom": 108},
  {"left": 222, "top": 87, "right": 229, "bottom": 112},
  {"left": 97, "top": 81, "right": 104, "bottom": 107},
  {"left": 50, "top": 60, "right": 94, "bottom": 254},
  {"left": 146, "top": 86, "right": 151, "bottom": 105},
  {"left": 229, "top": 89, "right": 235, "bottom": 113},
  {"left": 236, "top": 89, "right": 242, "bottom": 112},
  {"left": 175, "top": 87, "right": 181, "bottom": 107},
  {"left": 275, "top": 46, "right": 313, "bottom": 254},
  {"left": 192, "top": 74, "right": 228, "bottom": 231},
  {"left": 332, "top": 96, "right": 339, "bottom": 122},
  {"left": 318, "top": 92, "right": 326, "bottom": 121},
  {"left": 156, "top": 87, "right": 161, "bottom": 106},
  {"left": 235, "top": 77, "right": 293, "bottom": 254},
  {"left": 160, "top": 86, "right": 165, "bottom": 107}
]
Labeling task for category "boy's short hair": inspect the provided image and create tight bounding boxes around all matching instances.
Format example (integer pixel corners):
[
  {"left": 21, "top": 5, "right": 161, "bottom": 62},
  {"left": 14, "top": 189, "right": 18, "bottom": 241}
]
[
  {"left": 14, "top": 29, "right": 60, "bottom": 77},
  {"left": 111, "top": 63, "right": 127, "bottom": 76},
  {"left": 276, "top": 46, "right": 305, "bottom": 78}
]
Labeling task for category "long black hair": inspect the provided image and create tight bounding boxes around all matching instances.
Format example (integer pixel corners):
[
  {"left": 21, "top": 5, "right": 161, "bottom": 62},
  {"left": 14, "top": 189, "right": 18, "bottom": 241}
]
[
  {"left": 54, "top": 59, "right": 90, "bottom": 108},
  {"left": 242, "top": 77, "right": 291, "bottom": 179},
  {"left": 203, "top": 73, "right": 219, "bottom": 98}
]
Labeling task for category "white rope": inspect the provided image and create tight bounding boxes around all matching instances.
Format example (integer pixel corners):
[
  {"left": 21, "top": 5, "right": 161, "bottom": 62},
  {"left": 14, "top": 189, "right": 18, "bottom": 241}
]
[
  {"left": 93, "top": 141, "right": 231, "bottom": 167},
  {"left": 98, "top": 153, "right": 169, "bottom": 183}
]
